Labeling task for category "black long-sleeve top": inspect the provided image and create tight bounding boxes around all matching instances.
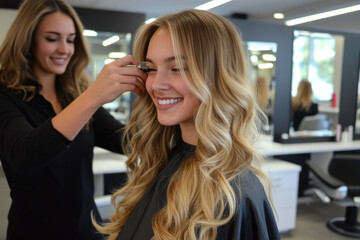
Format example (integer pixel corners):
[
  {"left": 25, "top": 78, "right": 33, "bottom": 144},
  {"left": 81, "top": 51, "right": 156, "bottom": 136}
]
[
  {"left": 117, "top": 140, "right": 280, "bottom": 240},
  {"left": 0, "top": 84, "right": 124, "bottom": 240},
  {"left": 292, "top": 102, "right": 319, "bottom": 131}
]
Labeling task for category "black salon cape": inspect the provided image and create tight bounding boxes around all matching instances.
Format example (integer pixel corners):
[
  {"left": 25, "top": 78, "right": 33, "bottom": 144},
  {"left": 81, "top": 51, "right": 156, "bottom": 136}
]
[
  {"left": 116, "top": 140, "right": 280, "bottom": 240},
  {"left": 0, "top": 84, "right": 123, "bottom": 240}
]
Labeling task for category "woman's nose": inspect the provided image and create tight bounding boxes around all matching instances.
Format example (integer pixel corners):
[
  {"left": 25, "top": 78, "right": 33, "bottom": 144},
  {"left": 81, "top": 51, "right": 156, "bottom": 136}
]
[
  {"left": 151, "top": 71, "right": 170, "bottom": 91},
  {"left": 57, "top": 40, "right": 70, "bottom": 54}
]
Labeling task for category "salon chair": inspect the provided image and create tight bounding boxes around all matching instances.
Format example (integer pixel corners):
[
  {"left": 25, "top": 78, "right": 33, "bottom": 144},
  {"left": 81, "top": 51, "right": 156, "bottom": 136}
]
[
  {"left": 298, "top": 114, "right": 331, "bottom": 131},
  {"left": 306, "top": 154, "right": 360, "bottom": 238}
]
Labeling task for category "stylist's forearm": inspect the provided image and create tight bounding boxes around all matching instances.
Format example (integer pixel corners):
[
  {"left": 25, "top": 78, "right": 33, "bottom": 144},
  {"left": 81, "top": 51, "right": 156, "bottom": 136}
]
[{"left": 51, "top": 89, "right": 101, "bottom": 141}]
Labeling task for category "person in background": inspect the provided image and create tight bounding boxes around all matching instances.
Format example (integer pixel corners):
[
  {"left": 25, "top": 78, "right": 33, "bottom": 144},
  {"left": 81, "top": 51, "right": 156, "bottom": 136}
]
[
  {"left": 95, "top": 9, "right": 280, "bottom": 240},
  {"left": 253, "top": 76, "right": 273, "bottom": 126},
  {"left": 254, "top": 76, "right": 270, "bottom": 112},
  {"left": 292, "top": 79, "right": 319, "bottom": 131},
  {"left": 0, "top": 0, "right": 146, "bottom": 239}
]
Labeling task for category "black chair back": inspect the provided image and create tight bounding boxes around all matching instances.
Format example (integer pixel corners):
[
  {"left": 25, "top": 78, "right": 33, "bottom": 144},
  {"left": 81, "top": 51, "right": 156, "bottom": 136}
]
[{"left": 328, "top": 154, "right": 360, "bottom": 186}]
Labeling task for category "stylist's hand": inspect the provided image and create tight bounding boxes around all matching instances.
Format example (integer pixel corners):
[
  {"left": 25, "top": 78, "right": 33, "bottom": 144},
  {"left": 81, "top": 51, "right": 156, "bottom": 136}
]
[{"left": 87, "top": 55, "right": 147, "bottom": 106}]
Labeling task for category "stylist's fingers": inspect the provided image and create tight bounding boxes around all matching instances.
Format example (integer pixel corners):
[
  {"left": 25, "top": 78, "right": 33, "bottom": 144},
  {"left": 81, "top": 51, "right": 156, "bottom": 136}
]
[
  {"left": 106, "top": 61, "right": 147, "bottom": 93},
  {"left": 115, "top": 75, "right": 146, "bottom": 96},
  {"left": 111, "top": 55, "right": 140, "bottom": 67},
  {"left": 108, "top": 56, "right": 147, "bottom": 89},
  {"left": 90, "top": 56, "right": 148, "bottom": 104}
]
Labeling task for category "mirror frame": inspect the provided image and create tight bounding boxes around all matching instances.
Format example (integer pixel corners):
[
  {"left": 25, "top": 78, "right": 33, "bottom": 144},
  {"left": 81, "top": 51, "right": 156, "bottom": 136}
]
[{"left": 353, "top": 52, "right": 360, "bottom": 140}]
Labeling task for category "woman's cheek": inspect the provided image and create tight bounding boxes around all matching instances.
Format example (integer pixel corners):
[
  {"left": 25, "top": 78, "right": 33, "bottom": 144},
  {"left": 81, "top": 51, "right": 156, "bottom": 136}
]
[{"left": 145, "top": 77, "right": 152, "bottom": 94}]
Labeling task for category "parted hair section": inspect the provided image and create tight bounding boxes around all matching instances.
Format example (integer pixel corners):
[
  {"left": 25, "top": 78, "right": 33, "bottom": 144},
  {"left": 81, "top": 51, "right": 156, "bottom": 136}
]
[
  {"left": 0, "top": 0, "right": 90, "bottom": 104},
  {"left": 94, "top": 9, "right": 268, "bottom": 240}
]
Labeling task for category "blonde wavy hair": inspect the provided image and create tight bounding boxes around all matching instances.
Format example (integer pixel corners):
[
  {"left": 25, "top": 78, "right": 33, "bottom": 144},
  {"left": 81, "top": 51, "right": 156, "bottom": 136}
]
[
  {"left": 292, "top": 79, "right": 314, "bottom": 112},
  {"left": 95, "top": 9, "right": 268, "bottom": 240},
  {"left": 0, "top": 0, "right": 90, "bottom": 105}
]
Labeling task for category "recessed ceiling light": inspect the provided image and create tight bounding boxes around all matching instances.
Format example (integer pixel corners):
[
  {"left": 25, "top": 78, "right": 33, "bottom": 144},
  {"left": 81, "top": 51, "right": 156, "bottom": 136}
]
[
  {"left": 258, "top": 63, "right": 274, "bottom": 69},
  {"left": 83, "top": 29, "right": 97, "bottom": 37},
  {"left": 273, "top": 13, "right": 284, "bottom": 19},
  {"left": 262, "top": 54, "right": 277, "bottom": 62},
  {"left": 251, "top": 55, "right": 258, "bottom": 63}
]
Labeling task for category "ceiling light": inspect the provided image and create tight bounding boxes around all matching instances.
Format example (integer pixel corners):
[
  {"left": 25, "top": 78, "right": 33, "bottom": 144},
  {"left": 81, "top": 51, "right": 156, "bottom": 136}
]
[
  {"left": 108, "top": 52, "right": 127, "bottom": 58},
  {"left": 285, "top": 4, "right": 360, "bottom": 26},
  {"left": 195, "top": 0, "right": 232, "bottom": 11},
  {"left": 250, "top": 55, "right": 258, "bottom": 63},
  {"left": 102, "top": 35, "right": 120, "bottom": 47},
  {"left": 273, "top": 13, "right": 284, "bottom": 19},
  {"left": 145, "top": 18, "right": 156, "bottom": 24},
  {"left": 262, "top": 54, "right": 276, "bottom": 61},
  {"left": 83, "top": 29, "right": 97, "bottom": 37},
  {"left": 258, "top": 63, "right": 273, "bottom": 69}
]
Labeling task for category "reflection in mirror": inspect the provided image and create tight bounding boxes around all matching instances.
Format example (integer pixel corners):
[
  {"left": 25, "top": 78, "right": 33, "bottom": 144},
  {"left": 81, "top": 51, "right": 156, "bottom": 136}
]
[
  {"left": 246, "top": 41, "right": 277, "bottom": 135},
  {"left": 290, "top": 30, "right": 344, "bottom": 139},
  {"left": 85, "top": 30, "right": 132, "bottom": 124},
  {"left": 356, "top": 63, "right": 360, "bottom": 135}
]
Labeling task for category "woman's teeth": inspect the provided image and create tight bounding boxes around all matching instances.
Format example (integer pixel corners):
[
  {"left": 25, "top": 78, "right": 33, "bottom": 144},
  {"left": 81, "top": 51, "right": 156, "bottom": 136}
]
[{"left": 158, "top": 98, "right": 181, "bottom": 105}]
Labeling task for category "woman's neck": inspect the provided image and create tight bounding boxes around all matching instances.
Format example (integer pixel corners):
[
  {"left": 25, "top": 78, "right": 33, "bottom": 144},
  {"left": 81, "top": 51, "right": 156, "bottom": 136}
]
[
  {"left": 180, "top": 122, "right": 198, "bottom": 145},
  {"left": 36, "top": 73, "right": 62, "bottom": 113}
]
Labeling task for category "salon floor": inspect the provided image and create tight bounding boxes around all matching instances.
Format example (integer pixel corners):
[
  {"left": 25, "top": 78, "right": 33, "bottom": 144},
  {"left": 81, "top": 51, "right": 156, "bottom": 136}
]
[{"left": 280, "top": 197, "right": 359, "bottom": 240}]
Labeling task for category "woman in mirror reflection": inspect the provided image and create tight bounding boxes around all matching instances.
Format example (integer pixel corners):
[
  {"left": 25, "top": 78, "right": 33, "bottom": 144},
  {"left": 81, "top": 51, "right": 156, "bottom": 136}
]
[
  {"left": 0, "top": 0, "right": 147, "bottom": 239},
  {"left": 291, "top": 79, "right": 319, "bottom": 131},
  {"left": 94, "top": 9, "right": 280, "bottom": 240},
  {"left": 253, "top": 76, "right": 273, "bottom": 134}
]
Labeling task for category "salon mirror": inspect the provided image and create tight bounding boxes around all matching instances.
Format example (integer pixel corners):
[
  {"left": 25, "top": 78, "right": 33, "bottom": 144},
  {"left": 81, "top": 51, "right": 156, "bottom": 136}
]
[
  {"left": 289, "top": 30, "right": 344, "bottom": 140},
  {"left": 246, "top": 41, "right": 277, "bottom": 135},
  {"left": 85, "top": 30, "right": 132, "bottom": 124},
  {"left": 355, "top": 60, "right": 360, "bottom": 135}
]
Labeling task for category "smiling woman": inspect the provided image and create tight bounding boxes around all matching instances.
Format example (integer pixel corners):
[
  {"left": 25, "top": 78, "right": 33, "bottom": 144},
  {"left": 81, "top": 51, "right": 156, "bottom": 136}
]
[
  {"left": 33, "top": 12, "right": 76, "bottom": 113},
  {"left": 94, "top": 8, "right": 280, "bottom": 240},
  {"left": 145, "top": 27, "right": 201, "bottom": 140},
  {"left": 0, "top": 0, "right": 146, "bottom": 239}
]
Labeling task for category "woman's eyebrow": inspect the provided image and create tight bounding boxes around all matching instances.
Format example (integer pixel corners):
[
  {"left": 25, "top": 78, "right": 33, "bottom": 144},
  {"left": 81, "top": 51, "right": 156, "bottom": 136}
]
[
  {"left": 145, "top": 56, "right": 184, "bottom": 64},
  {"left": 44, "top": 31, "right": 76, "bottom": 37}
]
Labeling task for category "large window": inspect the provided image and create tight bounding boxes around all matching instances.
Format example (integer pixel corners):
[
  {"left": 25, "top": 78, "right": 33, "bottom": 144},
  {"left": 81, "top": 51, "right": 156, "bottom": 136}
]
[{"left": 292, "top": 31, "right": 336, "bottom": 101}]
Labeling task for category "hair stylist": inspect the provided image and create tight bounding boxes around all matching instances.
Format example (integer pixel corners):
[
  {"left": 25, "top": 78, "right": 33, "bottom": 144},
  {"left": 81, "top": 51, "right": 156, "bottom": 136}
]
[{"left": 0, "top": 0, "right": 146, "bottom": 239}]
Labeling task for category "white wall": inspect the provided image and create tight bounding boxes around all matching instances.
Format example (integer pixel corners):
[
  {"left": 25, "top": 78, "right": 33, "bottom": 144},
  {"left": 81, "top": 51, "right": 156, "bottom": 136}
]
[
  {"left": 0, "top": 9, "right": 18, "bottom": 240},
  {"left": 0, "top": 169, "right": 10, "bottom": 240},
  {"left": 0, "top": 9, "right": 18, "bottom": 46}
]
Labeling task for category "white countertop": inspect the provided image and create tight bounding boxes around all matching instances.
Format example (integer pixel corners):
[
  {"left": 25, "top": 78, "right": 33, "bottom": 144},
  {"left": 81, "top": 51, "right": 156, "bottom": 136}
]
[
  {"left": 93, "top": 148, "right": 128, "bottom": 175},
  {"left": 2, "top": 137, "right": 360, "bottom": 176},
  {"left": 92, "top": 137, "right": 360, "bottom": 175},
  {"left": 257, "top": 135, "right": 360, "bottom": 156}
]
